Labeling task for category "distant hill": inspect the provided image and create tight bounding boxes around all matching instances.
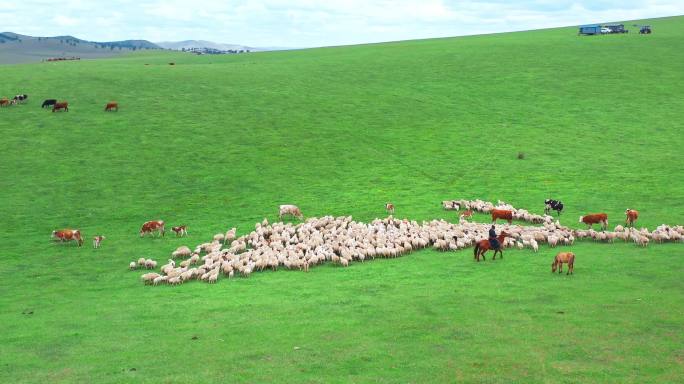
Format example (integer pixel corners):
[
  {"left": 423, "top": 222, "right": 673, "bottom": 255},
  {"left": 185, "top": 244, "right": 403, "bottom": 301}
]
[
  {"left": 155, "top": 40, "right": 293, "bottom": 52},
  {"left": 0, "top": 32, "right": 160, "bottom": 64},
  {"left": 155, "top": 40, "right": 259, "bottom": 52}
]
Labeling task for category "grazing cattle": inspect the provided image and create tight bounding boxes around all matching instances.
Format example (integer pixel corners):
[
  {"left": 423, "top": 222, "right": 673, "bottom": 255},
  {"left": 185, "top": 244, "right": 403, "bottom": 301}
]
[
  {"left": 52, "top": 102, "right": 69, "bottom": 112},
  {"left": 93, "top": 235, "right": 106, "bottom": 248},
  {"left": 171, "top": 225, "right": 188, "bottom": 237},
  {"left": 625, "top": 209, "right": 639, "bottom": 227},
  {"left": 491, "top": 209, "right": 513, "bottom": 224},
  {"left": 552, "top": 252, "right": 575, "bottom": 275},
  {"left": 579, "top": 213, "right": 608, "bottom": 230},
  {"left": 105, "top": 102, "right": 118, "bottom": 112},
  {"left": 42, "top": 99, "right": 57, "bottom": 108},
  {"left": 140, "top": 220, "right": 165, "bottom": 237},
  {"left": 459, "top": 209, "right": 473, "bottom": 220},
  {"left": 544, "top": 199, "right": 564, "bottom": 216},
  {"left": 51, "top": 229, "right": 84, "bottom": 246},
  {"left": 279, "top": 205, "right": 303, "bottom": 220},
  {"left": 0, "top": 98, "right": 9, "bottom": 107},
  {"left": 13, "top": 94, "right": 28, "bottom": 103},
  {"left": 385, "top": 202, "right": 395, "bottom": 215}
]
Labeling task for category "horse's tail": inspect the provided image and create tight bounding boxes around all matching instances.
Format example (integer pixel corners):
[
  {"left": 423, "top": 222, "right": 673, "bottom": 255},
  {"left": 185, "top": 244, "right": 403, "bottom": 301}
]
[{"left": 473, "top": 242, "right": 479, "bottom": 258}]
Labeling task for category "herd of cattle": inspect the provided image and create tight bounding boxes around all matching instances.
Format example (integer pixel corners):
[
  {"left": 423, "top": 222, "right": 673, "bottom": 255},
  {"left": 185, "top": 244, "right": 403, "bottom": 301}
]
[
  {"left": 48, "top": 200, "right": 683, "bottom": 285},
  {"left": 0, "top": 94, "right": 118, "bottom": 112}
]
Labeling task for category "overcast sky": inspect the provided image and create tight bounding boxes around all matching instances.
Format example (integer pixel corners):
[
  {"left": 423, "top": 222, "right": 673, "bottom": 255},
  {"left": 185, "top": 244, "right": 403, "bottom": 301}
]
[{"left": 1, "top": 0, "right": 682, "bottom": 47}]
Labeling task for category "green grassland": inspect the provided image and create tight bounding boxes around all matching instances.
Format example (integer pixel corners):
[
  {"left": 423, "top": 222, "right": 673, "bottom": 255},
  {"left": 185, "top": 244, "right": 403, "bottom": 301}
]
[{"left": 1, "top": 16, "right": 683, "bottom": 383}]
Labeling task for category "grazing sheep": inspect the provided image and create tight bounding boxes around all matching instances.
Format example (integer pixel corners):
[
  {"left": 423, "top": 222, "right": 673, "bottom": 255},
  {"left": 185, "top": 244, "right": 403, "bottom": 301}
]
[
  {"left": 137, "top": 257, "right": 146, "bottom": 266},
  {"left": 145, "top": 259, "right": 157, "bottom": 269},
  {"left": 129, "top": 262, "right": 136, "bottom": 270},
  {"left": 141, "top": 273, "right": 161, "bottom": 285},
  {"left": 279, "top": 204, "right": 303, "bottom": 220},
  {"left": 136, "top": 200, "right": 683, "bottom": 287},
  {"left": 172, "top": 246, "right": 192, "bottom": 259},
  {"left": 213, "top": 233, "right": 225, "bottom": 242}
]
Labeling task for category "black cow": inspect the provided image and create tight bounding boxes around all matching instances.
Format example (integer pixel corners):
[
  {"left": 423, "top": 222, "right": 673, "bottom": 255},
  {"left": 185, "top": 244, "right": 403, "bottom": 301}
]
[
  {"left": 42, "top": 99, "right": 57, "bottom": 108},
  {"left": 13, "top": 94, "right": 28, "bottom": 103},
  {"left": 544, "top": 199, "right": 564, "bottom": 216}
]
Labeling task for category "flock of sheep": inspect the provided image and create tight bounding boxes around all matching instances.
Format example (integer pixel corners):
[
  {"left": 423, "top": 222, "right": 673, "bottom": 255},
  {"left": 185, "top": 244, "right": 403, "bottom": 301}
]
[{"left": 132, "top": 200, "right": 683, "bottom": 286}]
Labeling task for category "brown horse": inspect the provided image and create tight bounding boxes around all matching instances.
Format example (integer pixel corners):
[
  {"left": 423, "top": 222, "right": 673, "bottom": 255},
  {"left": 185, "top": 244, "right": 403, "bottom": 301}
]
[
  {"left": 552, "top": 252, "right": 575, "bottom": 275},
  {"left": 473, "top": 231, "right": 510, "bottom": 262}
]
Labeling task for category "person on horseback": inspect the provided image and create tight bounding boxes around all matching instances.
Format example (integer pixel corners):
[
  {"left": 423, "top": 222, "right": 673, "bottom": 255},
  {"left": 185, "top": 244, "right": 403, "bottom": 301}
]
[{"left": 489, "top": 225, "right": 500, "bottom": 250}]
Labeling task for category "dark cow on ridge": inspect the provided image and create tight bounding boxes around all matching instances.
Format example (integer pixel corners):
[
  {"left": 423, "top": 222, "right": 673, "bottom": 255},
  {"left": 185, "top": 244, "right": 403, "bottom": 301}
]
[
  {"left": 52, "top": 102, "right": 69, "bottom": 112},
  {"left": 544, "top": 199, "right": 564, "bottom": 216},
  {"left": 42, "top": 99, "right": 57, "bottom": 108},
  {"left": 579, "top": 213, "right": 608, "bottom": 230}
]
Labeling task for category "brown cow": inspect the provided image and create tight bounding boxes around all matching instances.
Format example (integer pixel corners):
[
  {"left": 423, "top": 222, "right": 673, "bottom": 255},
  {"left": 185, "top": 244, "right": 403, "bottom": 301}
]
[
  {"left": 460, "top": 209, "right": 474, "bottom": 220},
  {"left": 385, "top": 202, "right": 395, "bottom": 215},
  {"left": 625, "top": 209, "right": 639, "bottom": 227},
  {"left": 552, "top": 252, "right": 575, "bottom": 275},
  {"left": 491, "top": 209, "right": 513, "bottom": 224},
  {"left": 579, "top": 213, "right": 608, "bottom": 230},
  {"left": 105, "top": 102, "right": 118, "bottom": 112},
  {"left": 52, "top": 102, "right": 68, "bottom": 112},
  {"left": 0, "top": 98, "right": 9, "bottom": 107},
  {"left": 140, "top": 220, "right": 165, "bottom": 237},
  {"left": 171, "top": 225, "right": 188, "bottom": 237},
  {"left": 52, "top": 229, "right": 84, "bottom": 246}
]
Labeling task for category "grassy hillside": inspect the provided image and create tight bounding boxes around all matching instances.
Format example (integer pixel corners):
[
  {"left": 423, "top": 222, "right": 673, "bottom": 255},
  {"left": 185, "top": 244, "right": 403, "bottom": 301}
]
[
  {"left": 0, "top": 33, "right": 158, "bottom": 64},
  {"left": 1, "top": 16, "right": 683, "bottom": 383}
]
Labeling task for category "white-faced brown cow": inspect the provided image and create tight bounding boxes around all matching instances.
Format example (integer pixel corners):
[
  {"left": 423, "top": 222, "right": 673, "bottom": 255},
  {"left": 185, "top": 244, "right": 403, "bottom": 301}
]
[
  {"left": 625, "top": 209, "right": 639, "bottom": 227},
  {"left": 93, "top": 235, "right": 106, "bottom": 248},
  {"left": 52, "top": 229, "right": 84, "bottom": 246},
  {"left": 171, "top": 225, "right": 188, "bottom": 237},
  {"left": 385, "top": 202, "right": 395, "bottom": 215},
  {"left": 140, "top": 220, "right": 165, "bottom": 237},
  {"left": 279, "top": 205, "right": 303, "bottom": 220}
]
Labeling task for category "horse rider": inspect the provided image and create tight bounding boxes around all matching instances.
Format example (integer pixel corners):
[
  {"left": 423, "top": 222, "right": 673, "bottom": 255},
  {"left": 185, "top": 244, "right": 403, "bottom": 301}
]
[{"left": 489, "top": 225, "right": 500, "bottom": 250}]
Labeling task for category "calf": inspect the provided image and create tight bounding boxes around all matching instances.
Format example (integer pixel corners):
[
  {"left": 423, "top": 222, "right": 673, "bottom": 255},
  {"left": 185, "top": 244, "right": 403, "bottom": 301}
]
[
  {"left": 52, "top": 102, "right": 68, "bottom": 112},
  {"left": 625, "top": 209, "right": 639, "bottom": 227},
  {"left": 552, "top": 252, "right": 575, "bottom": 275},
  {"left": 491, "top": 209, "right": 513, "bottom": 224},
  {"left": 544, "top": 199, "right": 564, "bottom": 216},
  {"left": 172, "top": 225, "right": 188, "bottom": 237},
  {"left": 52, "top": 229, "right": 84, "bottom": 246},
  {"left": 93, "top": 235, "right": 106, "bottom": 248},
  {"left": 13, "top": 94, "right": 28, "bottom": 103},
  {"left": 140, "top": 220, "right": 165, "bottom": 237},
  {"left": 459, "top": 209, "right": 473, "bottom": 220},
  {"left": 385, "top": 202, "right": 395, "bottom": 215},
  {"left": 0, "top": 98, "right": 9, "bottom": 107},
  {"left": 105, "top": 102, "right": 118, "bottom": 112},
  {"left": 279, "top": 204, "right": 303, "bottom": 220},
  {"left": 579, "top": 213, "right": 608, "bottom": 230},
  {"left": 42, "top": 99, "right": 57, "bottom": 108}
]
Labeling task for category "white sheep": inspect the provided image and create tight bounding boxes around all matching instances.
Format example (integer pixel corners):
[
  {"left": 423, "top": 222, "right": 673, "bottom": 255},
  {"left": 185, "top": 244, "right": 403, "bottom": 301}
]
[{"left": 172, "top": 246, "right": 192, "bottom": 259}]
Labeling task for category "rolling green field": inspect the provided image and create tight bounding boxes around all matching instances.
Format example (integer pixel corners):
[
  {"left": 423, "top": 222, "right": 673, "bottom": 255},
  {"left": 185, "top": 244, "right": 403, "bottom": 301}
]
[{"left": 1, "top": 16, "right": 683, "bottom": 383}]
